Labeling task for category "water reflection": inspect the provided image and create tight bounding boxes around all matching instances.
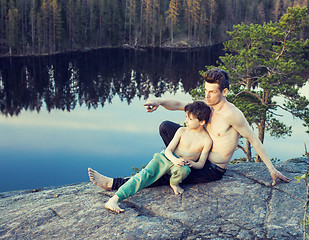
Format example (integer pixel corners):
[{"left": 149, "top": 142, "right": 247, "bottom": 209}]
[{"left": 0, "top": 46, "right": 224, "bottom": 116}]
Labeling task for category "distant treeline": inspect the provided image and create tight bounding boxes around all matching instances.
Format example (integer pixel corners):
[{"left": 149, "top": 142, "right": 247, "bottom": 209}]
[{"left": 0, "top": 0, "right": 308, "bottom": 56}]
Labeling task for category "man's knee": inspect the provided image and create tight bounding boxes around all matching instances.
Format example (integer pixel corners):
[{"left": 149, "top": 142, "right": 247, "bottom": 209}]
[{"left": 159, "top": 121, "right": 171, "bottom": 136}]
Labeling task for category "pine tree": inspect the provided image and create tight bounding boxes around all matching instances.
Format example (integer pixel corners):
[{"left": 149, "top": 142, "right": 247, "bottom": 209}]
[
  {"left": 128, "top": 0, "right": 137, "bottom": 44},
  {"left": 166, "top": 0, "right": 179, "bottom": 43},
  {"left": 208, "top": 0, "right": 216, "bottom": 45},
  {"left": 50, "top": 0, "right": 62, "bottom": 52},
  {"left": 192, "top": 6, "right": 309, "bottom": 162},
  {"left": 273, "top": 0, "right": 284, "bottom": 22},
  {"left": 222, "top": 6, "right": 309, "bottom": 161},
  {"left": 6, "top": 1, "right": 19, "bottom": 55}
]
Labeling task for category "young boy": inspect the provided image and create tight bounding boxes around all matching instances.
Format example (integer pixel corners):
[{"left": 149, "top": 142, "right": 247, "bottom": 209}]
[{"left": 103, "top": 101, "right": 212, "bottom": 213}]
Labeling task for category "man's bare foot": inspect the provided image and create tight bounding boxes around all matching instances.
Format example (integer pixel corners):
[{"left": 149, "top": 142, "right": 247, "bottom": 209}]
[
  {"left": 88, "top": 168, "right": 113, "bottom": 191},
  {"left": 170, "top": 183, "right": 184, "bottom": 195},
  {"left": 105, "top": 195, "right": 124, "bottom": 213}
]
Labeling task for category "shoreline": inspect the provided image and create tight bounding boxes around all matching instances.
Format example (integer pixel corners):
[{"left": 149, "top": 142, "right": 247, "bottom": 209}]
[
  {"left": 1, "top": 157, "right": 305, "bottom": 197},
  {"left": 0, "top": 42, "right": 223, "bottom": 59},
  {"left": 0, "top": 182, "right": 88, "bottom": 198}
]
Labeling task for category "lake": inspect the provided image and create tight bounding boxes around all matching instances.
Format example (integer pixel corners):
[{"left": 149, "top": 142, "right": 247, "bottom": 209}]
[{"left": 0, "top": 46, "right": 308, "bottom": 193}]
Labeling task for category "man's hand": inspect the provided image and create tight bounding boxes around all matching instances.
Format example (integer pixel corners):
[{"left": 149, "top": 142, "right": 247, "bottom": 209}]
[
  {"left": 270, "top": 168, "right": 291, "bottom": 186},
  {"left": 144, "top": 99, "right": 159, "bottom": 112}
]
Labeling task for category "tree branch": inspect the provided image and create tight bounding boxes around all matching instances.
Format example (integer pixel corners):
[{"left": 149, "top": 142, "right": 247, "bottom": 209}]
[
  {"left": 236, "top": 144, "right": 247, "bottom": 155},
  {"left": 275, "top": 26, "right": 293, "bottom": 61},
  {"left": 233, "top": 90, "right": 264, "bottom": 103},
  {"left": 267, "top": 109, "right": 283, "bottom": 117},
  {"left": 268, "top": 104, "right": 295, "bottom": 114}
]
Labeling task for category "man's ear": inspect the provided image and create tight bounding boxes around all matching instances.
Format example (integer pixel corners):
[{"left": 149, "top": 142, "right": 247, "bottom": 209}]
[
  {"left": 222, "top": 88, "right": 229, "bottom": 96},
  {"left": 200, "top": 120, "right": 206, "bottom": 126}
]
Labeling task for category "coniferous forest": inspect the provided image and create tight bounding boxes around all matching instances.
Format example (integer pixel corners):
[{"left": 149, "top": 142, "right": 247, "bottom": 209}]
[{"left": 0, "top": 0, "right": 308, "bottom": 56}]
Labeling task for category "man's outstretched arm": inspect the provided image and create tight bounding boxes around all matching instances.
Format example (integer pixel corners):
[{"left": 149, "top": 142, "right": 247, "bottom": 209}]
[
  {"left": 227, "top": 107, "right": 291, "bottom": 185},
  {"left": 144, "top": 98, "right": 189, "bottom": 112}
]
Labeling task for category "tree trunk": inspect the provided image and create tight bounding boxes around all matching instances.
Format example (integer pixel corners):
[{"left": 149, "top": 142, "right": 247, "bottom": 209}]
[
  {"left": 256, "top": 114, "right": 266, "bottom": 162},
  {"left": 246, "top": 139, "right": 252, "bottom": 162}
]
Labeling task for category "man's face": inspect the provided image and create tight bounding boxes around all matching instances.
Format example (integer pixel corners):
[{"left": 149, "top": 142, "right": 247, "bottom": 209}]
[{"left": 204, "top": 82, "right": 224, "bottom": 106}]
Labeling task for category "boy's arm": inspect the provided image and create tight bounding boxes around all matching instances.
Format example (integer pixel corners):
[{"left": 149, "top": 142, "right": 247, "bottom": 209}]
[
  {"left": 144, "top": 98, "right": 189, "bottom": 112},
  {"left": 165, "top": 127, "right": 186, "bottom": 167},
  {"left": 227, "top": 107, "right": 291, "bottom": 185},
  {"left": 185, "top": 139, "right": 212, "bottom": 169}
]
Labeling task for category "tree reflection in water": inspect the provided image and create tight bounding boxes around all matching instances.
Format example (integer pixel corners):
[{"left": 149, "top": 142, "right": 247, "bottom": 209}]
[{"left": 0, "top": 46, "right": 224, "bottom": 116}]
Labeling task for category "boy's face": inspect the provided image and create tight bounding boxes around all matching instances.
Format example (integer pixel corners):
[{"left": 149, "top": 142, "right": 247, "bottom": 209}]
[{"left": 184, "top": 112, "right": 204, "bottom": 129}]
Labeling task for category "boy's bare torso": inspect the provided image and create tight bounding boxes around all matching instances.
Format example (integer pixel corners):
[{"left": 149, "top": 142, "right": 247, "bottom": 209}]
[{"left": 173, "top": 128, "right": 210, "bottom": 162}]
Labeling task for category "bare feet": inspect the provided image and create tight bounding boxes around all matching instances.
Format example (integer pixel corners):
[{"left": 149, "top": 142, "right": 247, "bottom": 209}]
[
  {"left": 170, "top": 183, "right": 184, "bottom": 195},
  {"left": 88, "top": 168, "right": 113, "bottom": 191},
  {"left": 105, "top": 195, "right": 124, "bottom": 213}
]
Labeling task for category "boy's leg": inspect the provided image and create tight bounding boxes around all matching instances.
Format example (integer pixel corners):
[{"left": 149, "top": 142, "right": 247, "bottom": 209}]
[
  {"left": 111, "top": 121, "right": 182, "bottom": 190},
  {"left": 112, "top": 174, "right": 170, "bottom": 190},
  {"left": 169, "top": 165, "right": 191, "bottom": 195},
  {"left": 114, "top": 152, "right": 173, "bottom": 202}
]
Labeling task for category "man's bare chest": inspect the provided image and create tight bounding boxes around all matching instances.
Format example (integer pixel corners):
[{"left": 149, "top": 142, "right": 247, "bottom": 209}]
[{"left": 207, "top": 114, "right": 231, "bottom": 138}]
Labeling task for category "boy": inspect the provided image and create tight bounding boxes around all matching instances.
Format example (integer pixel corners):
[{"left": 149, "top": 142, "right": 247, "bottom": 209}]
[{"left": 101, "top": 101, "right": 212, "bottom": 213}]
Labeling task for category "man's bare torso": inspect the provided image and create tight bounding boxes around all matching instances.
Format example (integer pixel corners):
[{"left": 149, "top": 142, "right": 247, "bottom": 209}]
[{"left": 206, "top": 102, "right": 240, "bottom": 169}]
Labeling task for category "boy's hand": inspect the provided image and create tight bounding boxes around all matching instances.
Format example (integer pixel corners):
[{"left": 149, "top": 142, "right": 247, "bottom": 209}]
[
  {"left": 184, "top": 160, "right": 195, "bottom": 167},
  {"left": 171, "top": 158, "right": 185, "bottom": 167}
]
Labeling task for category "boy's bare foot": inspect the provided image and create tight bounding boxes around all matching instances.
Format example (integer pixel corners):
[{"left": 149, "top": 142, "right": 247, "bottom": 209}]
[
  {"left": 105, "top": 195, "right": 124, "bottom": 213},
  {"left": 88, "top": 168, "right": 113, "bottom": 191},
  {"left": 170, "top": 184, "right": 184, "bottom": 195}
]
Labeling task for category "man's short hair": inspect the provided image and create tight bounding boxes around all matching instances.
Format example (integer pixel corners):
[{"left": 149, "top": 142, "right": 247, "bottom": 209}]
[
  {"left": 204, "top": 68, "right": 230, "bottom": 92},
  {"left": 184, "top": 101, "right": 211, "bottom": 123}
]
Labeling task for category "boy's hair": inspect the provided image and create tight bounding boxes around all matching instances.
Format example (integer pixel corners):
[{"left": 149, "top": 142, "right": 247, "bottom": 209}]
[
  {"left": 184, "top": 101, "right": 211, "bottom": 123},
  {"left": 204, "top": 68, "right": 230, "bottom": 92}
]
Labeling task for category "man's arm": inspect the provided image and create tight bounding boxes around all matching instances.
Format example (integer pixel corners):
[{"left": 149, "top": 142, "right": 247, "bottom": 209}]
[
  {"left": 144, "top": 98, "right": 189, "bottom": 112},
  {"left": 226, "top": 107, "right": 291, "bottom": 185}
]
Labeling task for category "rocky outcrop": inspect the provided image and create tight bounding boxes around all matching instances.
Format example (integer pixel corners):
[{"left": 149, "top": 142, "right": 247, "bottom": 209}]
[{"left": 0, "top": 158, "right": 307, "bottom": 239}]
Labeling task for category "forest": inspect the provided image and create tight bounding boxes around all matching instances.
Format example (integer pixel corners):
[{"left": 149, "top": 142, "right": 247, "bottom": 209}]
[{"left": 0, "top": 0, "right": 309, "bottom": 56}]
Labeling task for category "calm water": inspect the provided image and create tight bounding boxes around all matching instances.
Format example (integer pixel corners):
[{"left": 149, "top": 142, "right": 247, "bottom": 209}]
[{"left": 0, "top": 46, "right": 308, "bottom": 193}]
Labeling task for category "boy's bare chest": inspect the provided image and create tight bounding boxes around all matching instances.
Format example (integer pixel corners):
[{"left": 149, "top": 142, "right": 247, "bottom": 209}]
[{"left": 178, "top": 131, "right": 204, "bottom": 152}]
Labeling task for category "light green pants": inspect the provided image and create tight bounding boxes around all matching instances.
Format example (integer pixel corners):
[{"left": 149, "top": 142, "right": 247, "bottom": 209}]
[{"left": 115, "top": 150, "right": 191, "bottom": 201}]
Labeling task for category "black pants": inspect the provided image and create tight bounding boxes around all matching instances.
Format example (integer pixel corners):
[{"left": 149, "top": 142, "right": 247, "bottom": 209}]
[{"left": 112, "top": 121, "right": 225, "bottom": 190}]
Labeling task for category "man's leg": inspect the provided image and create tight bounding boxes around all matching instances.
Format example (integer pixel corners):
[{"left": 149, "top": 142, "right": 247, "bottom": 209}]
[
  {"left": 88, "top": 167, "right": 171, "bottom": 191},
  {"left": 159, "top": 120, "right": 182, "bottom": 147},
  {"left": 88, "top": 168, "right": 113, "bottom": 190},
  {"left": 181, "top": 160, "right": 226, "bottom": 184},
  {"left": 110, "top": 120, "right": 182, "bottom": 190}
]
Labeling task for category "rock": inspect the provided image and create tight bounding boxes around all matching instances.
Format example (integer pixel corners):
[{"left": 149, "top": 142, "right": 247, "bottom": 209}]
[{"left": 0, "top": 158, "right": 307, "bottom": 239}]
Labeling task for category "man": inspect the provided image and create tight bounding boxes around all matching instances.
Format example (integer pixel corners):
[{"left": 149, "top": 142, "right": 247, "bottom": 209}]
[{"left": 88, "top": 68, "right": 291, "bottom": 191}]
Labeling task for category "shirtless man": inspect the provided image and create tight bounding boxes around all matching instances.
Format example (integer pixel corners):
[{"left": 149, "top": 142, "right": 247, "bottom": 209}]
[{"left": 88, "top": 68, "right": 291, "bottom": 193}]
